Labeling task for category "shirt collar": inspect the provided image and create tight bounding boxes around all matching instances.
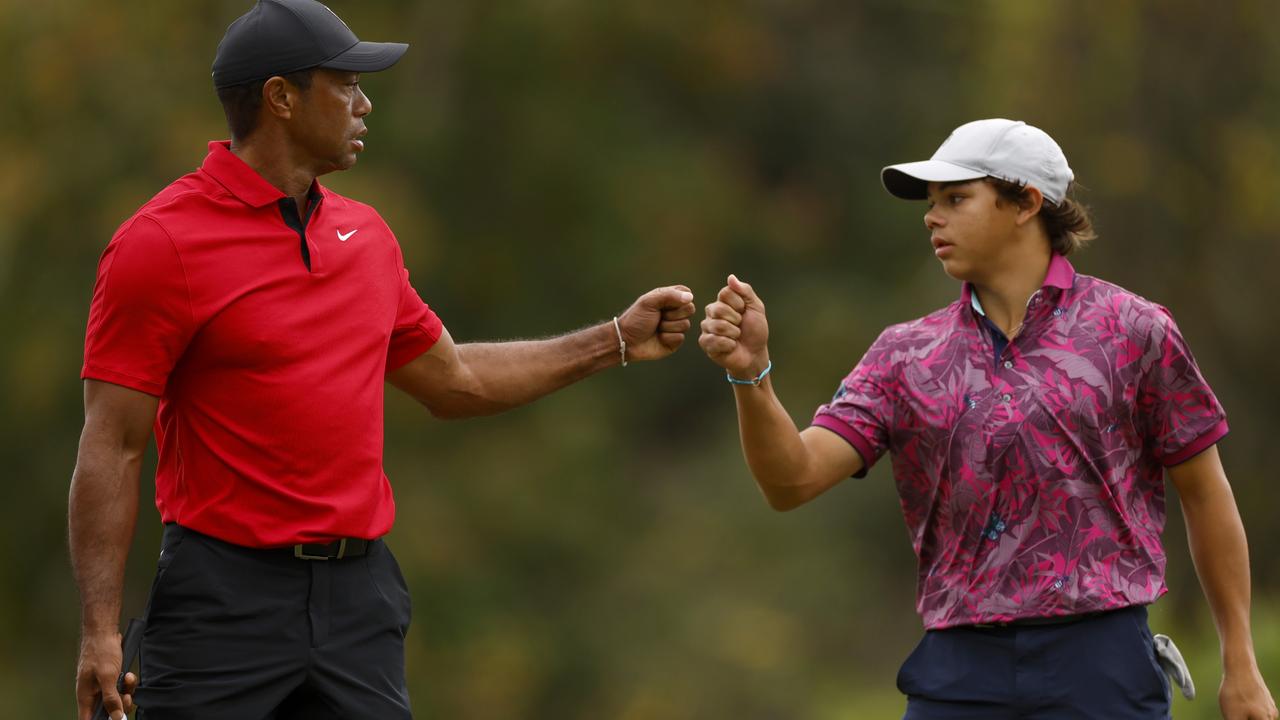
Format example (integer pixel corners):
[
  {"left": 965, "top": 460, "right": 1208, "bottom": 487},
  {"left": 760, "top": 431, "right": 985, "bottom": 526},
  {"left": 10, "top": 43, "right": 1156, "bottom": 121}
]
[
  {"left": 199, "top": 140, "right": 324, "bottom": 209},
  {"left": 1043, "top": 252, "right": 1076, "bottom": 291},
  {"left": 961, "top": 253, "right": 1077, "bottom": 312}
]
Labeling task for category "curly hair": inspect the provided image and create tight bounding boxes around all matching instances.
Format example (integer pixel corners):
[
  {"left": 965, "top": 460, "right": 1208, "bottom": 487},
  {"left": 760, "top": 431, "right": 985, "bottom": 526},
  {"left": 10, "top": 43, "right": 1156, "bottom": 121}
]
[{"left": 986, "top": 177, "right": 1096, "bottom": 255}]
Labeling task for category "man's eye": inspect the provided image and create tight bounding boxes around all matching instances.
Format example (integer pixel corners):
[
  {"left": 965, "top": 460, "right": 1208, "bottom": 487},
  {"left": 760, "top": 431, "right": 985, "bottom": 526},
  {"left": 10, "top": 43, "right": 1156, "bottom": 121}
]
[{"left": 950, "top": 195, "right": 964, "bottom": 204}]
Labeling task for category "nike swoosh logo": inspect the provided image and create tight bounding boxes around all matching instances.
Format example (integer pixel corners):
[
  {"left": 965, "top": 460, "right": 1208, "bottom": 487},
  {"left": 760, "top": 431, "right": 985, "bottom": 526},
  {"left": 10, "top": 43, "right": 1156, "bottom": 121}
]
[{"left": 337, "top": 228, "right": 359, "bottom": 242}]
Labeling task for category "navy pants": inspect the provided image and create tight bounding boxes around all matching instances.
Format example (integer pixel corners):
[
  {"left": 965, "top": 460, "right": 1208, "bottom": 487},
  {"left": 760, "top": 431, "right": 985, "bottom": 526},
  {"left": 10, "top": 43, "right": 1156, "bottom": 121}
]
[
  {"left": 133, "top": 524, "right": 414, "bottom": 720},
  {"left": 898, "top": 606, "right": 1171, "bottom": 719}
]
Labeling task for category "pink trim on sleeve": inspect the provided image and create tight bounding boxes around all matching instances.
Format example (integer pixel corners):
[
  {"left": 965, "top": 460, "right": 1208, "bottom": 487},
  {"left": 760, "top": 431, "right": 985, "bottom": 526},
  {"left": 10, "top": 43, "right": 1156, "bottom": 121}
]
[
  {"left": 811, "top": 415, "right": 877, "bottom": 477},
  {"left": 1161, "top": 419, "right": 1229, "bottom": 466}
]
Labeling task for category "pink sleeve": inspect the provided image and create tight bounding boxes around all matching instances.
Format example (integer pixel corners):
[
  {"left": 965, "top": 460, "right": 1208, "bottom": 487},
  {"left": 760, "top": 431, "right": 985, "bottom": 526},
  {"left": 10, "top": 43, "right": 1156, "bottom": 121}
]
[
  {"left": 1136, "top": 307, "right": 1228, "bottom": 466},
  {"left": 82, "top": 216, "right": 196, "bottom": 396},
  {"left": 811, "top": 331, "right": 896, "bottom": 477}
]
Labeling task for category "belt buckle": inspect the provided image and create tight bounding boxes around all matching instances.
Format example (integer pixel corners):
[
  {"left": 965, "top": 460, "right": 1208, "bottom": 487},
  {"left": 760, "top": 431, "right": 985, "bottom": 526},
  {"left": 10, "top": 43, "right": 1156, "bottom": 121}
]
[{"left": 293, "top": 538, "right": 346, "bottom": 561}]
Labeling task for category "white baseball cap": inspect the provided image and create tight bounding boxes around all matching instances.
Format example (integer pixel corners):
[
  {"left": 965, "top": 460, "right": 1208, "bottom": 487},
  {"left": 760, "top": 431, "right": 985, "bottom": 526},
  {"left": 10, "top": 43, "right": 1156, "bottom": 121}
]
[{"left": 881, "top": 119, "right": 1074, "bottom": 205}]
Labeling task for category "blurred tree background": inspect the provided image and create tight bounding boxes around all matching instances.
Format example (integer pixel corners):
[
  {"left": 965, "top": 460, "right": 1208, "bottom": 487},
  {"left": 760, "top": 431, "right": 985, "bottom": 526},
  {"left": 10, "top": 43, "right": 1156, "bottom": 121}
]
[{"left": 2, "top": 0, "right": 1278, "bottom": 717}]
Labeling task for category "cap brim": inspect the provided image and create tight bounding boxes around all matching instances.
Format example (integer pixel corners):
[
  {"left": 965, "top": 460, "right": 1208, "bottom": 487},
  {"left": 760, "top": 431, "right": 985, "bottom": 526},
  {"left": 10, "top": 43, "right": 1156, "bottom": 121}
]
[
  {"left": 881, "top": 160, "right": 987, "bottom": 200},
  {"left": 320, "top": 41, "right": 409, "bottom": 73}
]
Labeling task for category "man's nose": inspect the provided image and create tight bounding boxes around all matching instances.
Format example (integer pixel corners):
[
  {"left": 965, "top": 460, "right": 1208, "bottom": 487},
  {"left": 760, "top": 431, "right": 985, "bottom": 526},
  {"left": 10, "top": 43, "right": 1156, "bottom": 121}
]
[
  {"left": 355, "top": 88, "right": 372, "bottom": 117},
  {"left": 924, "top": 208, "right": 943, "bottom": 230}
]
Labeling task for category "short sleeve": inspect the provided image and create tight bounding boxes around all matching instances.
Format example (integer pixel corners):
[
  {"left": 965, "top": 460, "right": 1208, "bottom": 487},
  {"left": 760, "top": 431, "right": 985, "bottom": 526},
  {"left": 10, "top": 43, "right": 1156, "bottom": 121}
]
[
  {"left": 811, "top": 330, "right": 896, "bottom": 477},
  {"left": 1135, "top": 306, "right": 1228, "bottom": 466},
  {"left": 82, "top": 216, "right": 196, "bottom": 396},
  {"left": 385, "top": 242, "right": 444, "bottom": 373}
]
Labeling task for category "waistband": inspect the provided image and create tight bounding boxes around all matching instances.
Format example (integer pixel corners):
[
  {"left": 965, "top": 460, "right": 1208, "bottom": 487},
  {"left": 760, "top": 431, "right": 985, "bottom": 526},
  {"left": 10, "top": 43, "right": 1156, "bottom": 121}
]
[
  {"left": 967, "top": 606, "right": 1134, "bottom": 630},
  {"left": 164, "top": 523, "right": 380, "bottom": 561}
]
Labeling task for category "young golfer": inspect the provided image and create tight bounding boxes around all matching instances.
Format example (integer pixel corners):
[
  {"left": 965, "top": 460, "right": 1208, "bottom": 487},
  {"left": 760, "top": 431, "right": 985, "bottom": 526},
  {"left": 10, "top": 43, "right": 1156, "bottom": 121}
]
[{"left": 699, "top": 119, "right": 1277, "bottom": 719}]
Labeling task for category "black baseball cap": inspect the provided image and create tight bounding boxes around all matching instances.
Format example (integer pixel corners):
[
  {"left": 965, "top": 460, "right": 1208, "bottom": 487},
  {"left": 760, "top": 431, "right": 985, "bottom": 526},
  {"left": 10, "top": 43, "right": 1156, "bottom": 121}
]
[{"left": 212, "top": 0, "right": 408, "bottom": 88}]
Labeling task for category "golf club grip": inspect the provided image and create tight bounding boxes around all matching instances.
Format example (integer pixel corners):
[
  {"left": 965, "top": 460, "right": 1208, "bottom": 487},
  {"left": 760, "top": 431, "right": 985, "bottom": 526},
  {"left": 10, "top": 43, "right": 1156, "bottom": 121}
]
[{"left": 90, "top": 618, "right": 146, "bottom": 720}]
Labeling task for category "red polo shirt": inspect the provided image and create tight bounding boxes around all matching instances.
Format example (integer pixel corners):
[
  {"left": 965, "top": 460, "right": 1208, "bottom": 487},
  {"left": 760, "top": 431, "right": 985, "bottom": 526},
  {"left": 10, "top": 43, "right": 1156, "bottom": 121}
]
[{"left": 83, "top": 141, "right": 443, "bottom": 547}]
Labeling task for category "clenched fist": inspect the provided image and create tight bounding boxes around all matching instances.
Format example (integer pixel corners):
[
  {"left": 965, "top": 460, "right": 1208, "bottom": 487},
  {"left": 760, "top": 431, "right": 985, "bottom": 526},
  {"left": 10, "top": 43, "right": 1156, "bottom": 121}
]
[
  {"left": 617, "top": 285, "right": 697, "bottom": 362},
  {"left": 699, "top": 274, "right": 770, "bottom": 379}
]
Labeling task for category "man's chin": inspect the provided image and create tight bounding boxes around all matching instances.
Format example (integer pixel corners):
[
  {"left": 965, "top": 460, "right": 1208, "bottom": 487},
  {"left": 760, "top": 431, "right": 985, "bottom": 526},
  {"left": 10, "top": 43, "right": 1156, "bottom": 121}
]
[{"left": 321, "top": 155, "right": 359, "bottom": 175}]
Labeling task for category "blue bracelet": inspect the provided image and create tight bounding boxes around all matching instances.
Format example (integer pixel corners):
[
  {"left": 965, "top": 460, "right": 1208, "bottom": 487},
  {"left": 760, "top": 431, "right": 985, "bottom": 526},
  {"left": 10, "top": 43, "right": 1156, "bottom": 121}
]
[{"left": 726, "top": 360, "right": 773, "bottom": 387}]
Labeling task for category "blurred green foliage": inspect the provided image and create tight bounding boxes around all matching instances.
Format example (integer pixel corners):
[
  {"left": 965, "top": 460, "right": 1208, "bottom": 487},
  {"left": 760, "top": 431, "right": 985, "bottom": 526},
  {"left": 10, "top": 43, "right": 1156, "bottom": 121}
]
[{"left": 3, "top": 0, "right": 1278, "bottom": 717}]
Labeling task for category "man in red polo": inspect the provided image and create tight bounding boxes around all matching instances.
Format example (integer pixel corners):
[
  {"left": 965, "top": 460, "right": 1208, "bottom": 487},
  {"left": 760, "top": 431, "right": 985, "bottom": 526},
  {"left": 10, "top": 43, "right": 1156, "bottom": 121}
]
[{"left": 70, "top": 1, "right": 695, "bottom": 718}]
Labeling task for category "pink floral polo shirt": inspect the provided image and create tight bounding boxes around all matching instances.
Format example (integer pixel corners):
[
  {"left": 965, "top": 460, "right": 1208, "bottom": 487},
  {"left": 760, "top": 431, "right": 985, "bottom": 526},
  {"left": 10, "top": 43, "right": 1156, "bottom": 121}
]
[{"left": 813, "top": 254, "right": 1227, "bottom": 629}]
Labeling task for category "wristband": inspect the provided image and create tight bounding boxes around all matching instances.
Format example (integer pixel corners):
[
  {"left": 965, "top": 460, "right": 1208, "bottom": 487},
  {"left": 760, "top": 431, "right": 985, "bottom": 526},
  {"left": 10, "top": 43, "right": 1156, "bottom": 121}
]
[
  {"left": 612, "top": 316, "right": 628, "bottom": 367},
  {"left": 726, "top": 360, "right": 772, "bottom": 387}
]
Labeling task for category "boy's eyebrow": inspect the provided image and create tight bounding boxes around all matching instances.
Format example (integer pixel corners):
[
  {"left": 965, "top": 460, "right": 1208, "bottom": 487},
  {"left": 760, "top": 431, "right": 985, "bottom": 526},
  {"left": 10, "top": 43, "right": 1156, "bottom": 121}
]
[{"left": 925, "top": 180, "right": 980, "bottom": 200}]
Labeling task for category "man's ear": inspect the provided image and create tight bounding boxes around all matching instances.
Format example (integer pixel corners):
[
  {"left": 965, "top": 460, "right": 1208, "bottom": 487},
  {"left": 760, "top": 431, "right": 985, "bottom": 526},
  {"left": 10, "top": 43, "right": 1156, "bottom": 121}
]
[
  {"left": 262, "top": 76, "right": 295, "bottom": 122},
  {"left": 1014, "top": 185, "right": 1045, "bottom": 226}
]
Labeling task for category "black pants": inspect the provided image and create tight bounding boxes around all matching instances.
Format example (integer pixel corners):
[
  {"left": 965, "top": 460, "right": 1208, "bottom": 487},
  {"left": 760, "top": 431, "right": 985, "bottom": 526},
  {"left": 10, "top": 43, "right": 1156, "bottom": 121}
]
[
  {"left": 897, "top": 606, "right": 1171, "bottom": 719},
  {"left": 133, "top": 524, "right": 413, "bottom": 720}
]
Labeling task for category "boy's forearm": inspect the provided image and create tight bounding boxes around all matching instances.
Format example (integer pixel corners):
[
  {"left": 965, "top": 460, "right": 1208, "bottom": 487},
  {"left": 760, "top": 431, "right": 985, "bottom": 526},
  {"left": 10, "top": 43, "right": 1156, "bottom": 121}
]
[
  {"left": 1181, "top": 484, "right": 1256, "bottom": 666},
  {"left": 732, "top": 378, "right": 813, "bottom": 499}
]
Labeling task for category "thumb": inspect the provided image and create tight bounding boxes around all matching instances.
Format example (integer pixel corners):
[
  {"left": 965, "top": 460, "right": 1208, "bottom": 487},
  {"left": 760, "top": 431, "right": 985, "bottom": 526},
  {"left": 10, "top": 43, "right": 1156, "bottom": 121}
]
[
  {"left": 727, "top": 274, "right": 762, "bottom": 308},
  {"left": 647, "top": 285, "right": 695, "bottom": 310}
]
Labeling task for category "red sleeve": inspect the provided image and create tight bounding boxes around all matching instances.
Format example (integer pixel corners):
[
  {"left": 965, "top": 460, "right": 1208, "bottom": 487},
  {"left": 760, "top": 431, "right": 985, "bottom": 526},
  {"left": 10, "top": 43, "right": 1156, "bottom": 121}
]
[
  {"left": 385, "top": 246, "right": 444, "bottom": 373},
  {"left": 82, "top": 216, "right": 196, "bottom": 396}
]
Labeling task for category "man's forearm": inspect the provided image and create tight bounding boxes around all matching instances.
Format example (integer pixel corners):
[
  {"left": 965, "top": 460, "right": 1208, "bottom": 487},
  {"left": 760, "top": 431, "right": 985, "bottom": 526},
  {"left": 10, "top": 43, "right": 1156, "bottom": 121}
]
[
  {"left": 449, "top": 322, "right": 619, "bottom": 416},
  {"left": 69, "top": 445, "right": 142, "bottom": 633}
]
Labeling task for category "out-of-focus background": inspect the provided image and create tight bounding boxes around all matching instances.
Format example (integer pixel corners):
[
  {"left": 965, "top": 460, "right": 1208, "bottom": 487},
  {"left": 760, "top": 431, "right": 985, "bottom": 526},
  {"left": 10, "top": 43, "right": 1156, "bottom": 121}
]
[{"left": 4, "top": 1, "right": 1278, "bottom": 717}]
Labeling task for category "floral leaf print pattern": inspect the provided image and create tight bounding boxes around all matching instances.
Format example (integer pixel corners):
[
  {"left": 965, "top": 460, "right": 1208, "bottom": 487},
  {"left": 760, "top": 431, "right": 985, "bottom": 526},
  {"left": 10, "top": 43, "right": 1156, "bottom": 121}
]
[{"left": 811, "top": 255, "right": 1227, "bottom": 629}]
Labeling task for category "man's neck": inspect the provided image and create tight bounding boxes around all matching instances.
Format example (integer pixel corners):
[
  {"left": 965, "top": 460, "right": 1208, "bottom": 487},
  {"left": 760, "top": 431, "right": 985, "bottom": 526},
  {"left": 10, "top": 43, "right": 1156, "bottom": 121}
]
[
  {"left": 230, "top": 136, "right": 316, "bottom": 212},
  {"left": 971, "top": 241, "right": 1053, "bottom": 338}
]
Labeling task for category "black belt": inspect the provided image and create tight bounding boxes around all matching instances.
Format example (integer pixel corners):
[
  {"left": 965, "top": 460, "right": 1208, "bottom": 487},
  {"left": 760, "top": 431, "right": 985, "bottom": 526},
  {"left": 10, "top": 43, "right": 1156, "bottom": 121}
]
[
  {"left": 163, "top": 524, "right": 376, "bottom": 561},
  {"left": 292, "top": 538, "right": 373, "bottom": 560},
  {"left": 970, "top": 610, "right": 1108, "bottom": 629}
]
